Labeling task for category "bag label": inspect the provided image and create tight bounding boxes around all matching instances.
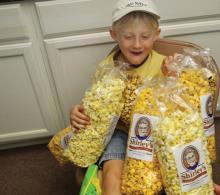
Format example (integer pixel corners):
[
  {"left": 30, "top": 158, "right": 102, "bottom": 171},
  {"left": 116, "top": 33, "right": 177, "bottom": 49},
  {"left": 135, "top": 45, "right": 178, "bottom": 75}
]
[
  {"left": 127, "top": 113, "right": 159, "bottom": 161},
  {"left": 60, "top": 131, "right": 73, "bottom": 150},
  {"left": 173, "top": 139, "right": 209, "bottom": 192},
  {"left": 200, "top": 94, "right": 215, "bottom": 136}
]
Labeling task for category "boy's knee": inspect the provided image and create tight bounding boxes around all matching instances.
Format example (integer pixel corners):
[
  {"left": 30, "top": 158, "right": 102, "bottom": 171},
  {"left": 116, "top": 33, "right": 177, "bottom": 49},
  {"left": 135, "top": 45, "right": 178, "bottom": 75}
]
[
  {"left": 102, "top": 169, "right": 121, "bottom": 194},
  {"left": 102, "top": 160, "right": 123, "bottom": 186},
  {"left": 103, "top": 167, "right": 121, "bottom": 181}
]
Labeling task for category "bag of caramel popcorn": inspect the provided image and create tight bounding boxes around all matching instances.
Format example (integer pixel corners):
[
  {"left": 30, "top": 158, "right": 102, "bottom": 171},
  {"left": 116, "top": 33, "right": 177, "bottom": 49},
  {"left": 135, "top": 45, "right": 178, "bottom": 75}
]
[
  {"left": 121, "top": 79, "right": 163, "bottom": 195},
  {"left": 48, "top": 126, "right": 74, "bottom": 166},
  {"left": 153, "top": 79, "right": 214, "bottom": 195},
  {"left": 120, "top": 74, "right": 142, "bottom": 125},
  {"left": 63, "top": 62, "right": 129, "bottom": 167},
  {"left": 165, "top": 49, "right": 217, "bottom": 162}
]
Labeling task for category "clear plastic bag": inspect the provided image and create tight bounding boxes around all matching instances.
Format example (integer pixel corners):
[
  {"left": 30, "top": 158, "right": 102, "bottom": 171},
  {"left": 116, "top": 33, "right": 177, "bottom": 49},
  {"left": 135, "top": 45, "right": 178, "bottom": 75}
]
[
  {"left": 121, "top": 80, "right": 163, "bottom": 195},
  {"left": 165, "top": 48, "right": 217, "bottom": 162},
  {"left": 120, "top": 74, "right": 142, "bottom": 126},
  {"left": 63, "top": 62, "right": 127, "bottom": 167},
  {"left": 153, "top": 79, "right": 214, "bottom": 195},
  {"left": 48, "top": 126, "right": 74, "bottom": 165}
]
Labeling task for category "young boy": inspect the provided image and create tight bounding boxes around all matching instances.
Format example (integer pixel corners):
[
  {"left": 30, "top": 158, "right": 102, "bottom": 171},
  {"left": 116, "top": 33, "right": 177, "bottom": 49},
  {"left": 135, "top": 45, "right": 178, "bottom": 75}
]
[
  {"left": 70, "top": 0, "right": 220, "bottom": 194},
  {"left": 71, "top": 1, "right": 163, "bottom": 194}
]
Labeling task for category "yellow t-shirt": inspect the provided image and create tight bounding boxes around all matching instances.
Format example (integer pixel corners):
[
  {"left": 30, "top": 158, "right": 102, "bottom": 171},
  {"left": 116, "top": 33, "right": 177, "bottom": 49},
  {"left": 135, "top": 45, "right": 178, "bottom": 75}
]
[
  {"left": 100, "top": 49, "right": 165, "bottom": 79},
  {"left": 97, "top": 49, "right": 166, "bottom": 132}
]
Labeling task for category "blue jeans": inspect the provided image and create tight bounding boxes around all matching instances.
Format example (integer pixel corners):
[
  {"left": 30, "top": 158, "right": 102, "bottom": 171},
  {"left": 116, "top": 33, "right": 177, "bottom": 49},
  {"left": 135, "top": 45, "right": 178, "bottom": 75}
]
[{"left": 98, "top": 130, "right": 128, "bottom": 167}]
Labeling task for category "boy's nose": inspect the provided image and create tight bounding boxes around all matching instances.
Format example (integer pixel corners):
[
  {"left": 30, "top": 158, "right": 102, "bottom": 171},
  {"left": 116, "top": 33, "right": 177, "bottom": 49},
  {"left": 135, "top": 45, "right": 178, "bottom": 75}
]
[{"left": 134, "top": 38, "right": 141, "bottom": 48}]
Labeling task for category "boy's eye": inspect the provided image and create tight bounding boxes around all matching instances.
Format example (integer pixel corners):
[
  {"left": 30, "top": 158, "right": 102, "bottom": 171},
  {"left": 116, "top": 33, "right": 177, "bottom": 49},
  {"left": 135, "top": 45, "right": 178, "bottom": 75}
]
[
  {"left": 142, "top": 35, "right": 150, "bottom": 39},
  {"left": 123, "top": 35, "right": 133, "bottom": 39}
]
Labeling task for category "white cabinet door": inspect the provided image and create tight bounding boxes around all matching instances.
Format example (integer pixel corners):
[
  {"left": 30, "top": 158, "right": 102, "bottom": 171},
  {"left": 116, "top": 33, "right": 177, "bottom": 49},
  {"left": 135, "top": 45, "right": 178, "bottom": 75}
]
[
  {"left": 0, "top": 42, "right": 62, "bottom": 148},
  {"left": 0, "top": 3, "right": 62, "bottom": 148}
]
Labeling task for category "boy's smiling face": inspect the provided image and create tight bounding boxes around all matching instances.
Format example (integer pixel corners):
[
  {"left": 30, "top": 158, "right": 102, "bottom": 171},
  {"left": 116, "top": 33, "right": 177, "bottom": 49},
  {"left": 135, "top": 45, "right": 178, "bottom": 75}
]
[{"left": 110, "top": 20, "right": 160, "bottom": 66}]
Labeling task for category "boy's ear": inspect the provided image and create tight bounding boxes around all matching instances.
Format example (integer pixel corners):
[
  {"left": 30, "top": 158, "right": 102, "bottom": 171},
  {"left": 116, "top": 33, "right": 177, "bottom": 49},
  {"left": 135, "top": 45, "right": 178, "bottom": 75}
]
[
  {"left": 109, "top": 28, "right": 117, "bottom": 41},
  {"left": 154, "top": 28, "right": 161, "bottom": 41}
]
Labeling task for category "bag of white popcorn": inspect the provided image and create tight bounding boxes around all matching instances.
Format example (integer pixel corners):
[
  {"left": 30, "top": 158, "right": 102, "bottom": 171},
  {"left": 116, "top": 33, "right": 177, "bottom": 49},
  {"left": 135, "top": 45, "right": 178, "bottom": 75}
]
[
  {"left": 63, "top": 62, "right": 128, "bottom": 167},
  {"left": 153, "top": 79, "right": 214, "bottom": 195},
  {"left": 165, "top": 49, "right": 217, "bottom": 162}
]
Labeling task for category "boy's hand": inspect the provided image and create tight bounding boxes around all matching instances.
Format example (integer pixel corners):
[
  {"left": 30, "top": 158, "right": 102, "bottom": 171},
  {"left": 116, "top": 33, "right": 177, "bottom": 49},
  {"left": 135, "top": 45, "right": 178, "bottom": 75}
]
[
  {"left": 162, "top": 54, "right": 183, "bottom": 77},
  {"left": 215, "top": 183, "right": 220, "bottom": 195},
  {"left": 69, "top": 105, "right": 90, "bottom": 131},
  {"left": 161, "top": 56, "right": 176, "bottom": 77}
]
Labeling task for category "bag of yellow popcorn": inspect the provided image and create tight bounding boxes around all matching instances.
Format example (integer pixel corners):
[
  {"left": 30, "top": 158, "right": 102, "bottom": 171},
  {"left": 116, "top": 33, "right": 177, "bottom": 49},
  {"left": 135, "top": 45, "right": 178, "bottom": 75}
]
[
  {"left": 121, "top": 79, "right": 163, "bottom": 195},
  {"left": 165, "top": 49, "right": 217, "bottom": 162},
  {"left": 64, "top": 62, "right": 127, "bottom": 167},
  {"left": 153, "top": 80, "right": 214, "bottom": 195},
  {"left": 48, "top": 126, "right": 74, "bottom": 165}
]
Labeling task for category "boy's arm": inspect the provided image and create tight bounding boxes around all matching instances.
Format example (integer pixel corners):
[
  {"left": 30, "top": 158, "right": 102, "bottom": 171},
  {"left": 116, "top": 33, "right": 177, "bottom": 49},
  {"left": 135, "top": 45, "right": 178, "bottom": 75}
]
[{"left": 215, "top": 184, "right": 220, "bottom": 194}]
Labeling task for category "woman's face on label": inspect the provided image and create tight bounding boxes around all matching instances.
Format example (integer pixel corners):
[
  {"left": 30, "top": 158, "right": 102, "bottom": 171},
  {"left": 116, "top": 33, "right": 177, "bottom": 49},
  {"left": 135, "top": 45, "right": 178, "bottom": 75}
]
[
  {"left": 185, "top": 151, "right": 196, "bottom": 166},
  {"left": 138, "top": 122, "right": 148, "bottom": 137}
]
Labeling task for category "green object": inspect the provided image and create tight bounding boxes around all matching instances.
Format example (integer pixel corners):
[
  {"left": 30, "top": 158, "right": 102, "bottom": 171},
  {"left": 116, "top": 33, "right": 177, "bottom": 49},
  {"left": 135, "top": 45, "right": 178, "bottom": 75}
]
[{"left": 80, "top": 164, "right": 101, "bottom": 195}]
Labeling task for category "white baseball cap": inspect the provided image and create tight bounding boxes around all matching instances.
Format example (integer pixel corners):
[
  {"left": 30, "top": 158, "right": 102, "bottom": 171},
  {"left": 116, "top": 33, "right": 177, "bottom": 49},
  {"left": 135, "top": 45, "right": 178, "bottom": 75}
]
[{"left": 112, "top": 0, "right": 160, "bottom": 23}]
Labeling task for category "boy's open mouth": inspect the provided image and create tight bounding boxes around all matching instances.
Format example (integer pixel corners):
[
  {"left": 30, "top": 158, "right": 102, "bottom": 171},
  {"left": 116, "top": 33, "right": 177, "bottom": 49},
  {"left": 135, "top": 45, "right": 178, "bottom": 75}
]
[{"left": 131, "top": 51, "right": 143, "bottom": 56}]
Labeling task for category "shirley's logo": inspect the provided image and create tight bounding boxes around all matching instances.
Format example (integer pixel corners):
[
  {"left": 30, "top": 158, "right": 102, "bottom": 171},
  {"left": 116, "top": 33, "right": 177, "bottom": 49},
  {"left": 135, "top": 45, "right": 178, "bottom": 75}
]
[
  {"left": 181, "top": 146, "right": 200, "bottom": 171},
  {"left": 134, "top": 116, "right": 152, "bottom": 140},
  {"left": 126, "top": 2, "right": 147, "bottom": 8},
  {"left": 174, "top": 139, "right": 209, "bottom": 191}
]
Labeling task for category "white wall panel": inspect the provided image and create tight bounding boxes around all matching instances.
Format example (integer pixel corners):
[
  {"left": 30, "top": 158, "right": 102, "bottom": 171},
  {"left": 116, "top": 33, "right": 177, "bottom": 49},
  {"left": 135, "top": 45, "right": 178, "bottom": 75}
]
[
  {"left": 36, "top": 0, "right": 220, "bottom": 36},
  {"left": 155, "top": 0, "right": 220, "bottom": 21},
  {"left": 0, "top": 4, "right": 28, "bottom": 41},
  {"left": 161, "top": 19, "right": 220, "bottom": 37},
  {"left": 35, "top": 0, "right": 118, "bottom": 36}
]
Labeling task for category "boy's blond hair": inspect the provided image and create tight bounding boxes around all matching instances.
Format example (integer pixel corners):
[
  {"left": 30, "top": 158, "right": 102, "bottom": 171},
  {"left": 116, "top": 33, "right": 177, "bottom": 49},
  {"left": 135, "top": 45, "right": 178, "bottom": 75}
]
[{"left": 112, "top": 11, "right": 159, "bottom": 32}]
